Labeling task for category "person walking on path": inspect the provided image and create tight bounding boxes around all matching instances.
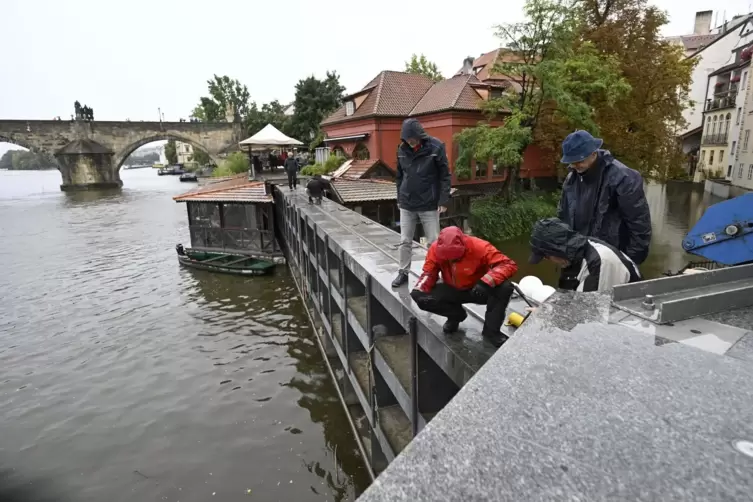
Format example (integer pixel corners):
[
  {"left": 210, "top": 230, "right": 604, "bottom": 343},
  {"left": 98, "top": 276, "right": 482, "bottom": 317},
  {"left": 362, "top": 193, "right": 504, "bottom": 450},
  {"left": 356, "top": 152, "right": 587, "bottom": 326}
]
[
  {"left": 306, "top": 174, "right": 326, "bottom": 204},
  {"left": 556, "top": 130, "right": 651, "bottom": 289},
  {"left": 410, "top": 226, "right": 517, "bottom": 347},
  {"left": 284, "top": 152, "right": 299, "bottom": 190},
  {"left": 392, "top": 118, "right": 452, "bottom": 288},
  {"left": 529, "top": 218, "right": 641, "bottom": 292}
]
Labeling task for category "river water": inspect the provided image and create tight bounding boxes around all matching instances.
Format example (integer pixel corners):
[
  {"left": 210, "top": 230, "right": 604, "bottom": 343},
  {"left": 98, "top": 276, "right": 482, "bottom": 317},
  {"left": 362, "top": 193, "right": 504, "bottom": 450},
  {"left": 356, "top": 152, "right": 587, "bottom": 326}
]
[
  {"left": 0, "top": 169, "right": 370, "bottom": 502},
  {"left": 0, "top": 170, "right": 724, "bottom": 502}
]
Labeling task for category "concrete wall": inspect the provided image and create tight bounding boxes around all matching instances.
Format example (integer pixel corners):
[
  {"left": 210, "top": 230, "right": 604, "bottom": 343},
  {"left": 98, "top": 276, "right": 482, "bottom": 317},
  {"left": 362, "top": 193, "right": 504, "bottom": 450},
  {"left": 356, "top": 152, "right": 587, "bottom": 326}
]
[{"left": 0, "top": 120, "right": 241, "bottom": 168}]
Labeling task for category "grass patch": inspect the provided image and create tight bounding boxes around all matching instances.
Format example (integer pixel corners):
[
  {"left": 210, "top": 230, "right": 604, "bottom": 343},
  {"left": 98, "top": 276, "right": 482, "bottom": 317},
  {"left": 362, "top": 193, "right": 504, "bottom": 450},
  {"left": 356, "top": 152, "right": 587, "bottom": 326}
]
[{"left": 470, "top": 192, "right": 559, "bottom": 241}]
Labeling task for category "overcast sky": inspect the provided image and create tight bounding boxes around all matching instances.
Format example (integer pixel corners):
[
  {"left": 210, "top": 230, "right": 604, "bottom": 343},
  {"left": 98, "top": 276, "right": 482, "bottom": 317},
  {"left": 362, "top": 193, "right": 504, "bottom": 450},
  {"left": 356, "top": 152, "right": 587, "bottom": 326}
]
[{"left": 1, "top": 0, "right": 752, "bottom": 127}]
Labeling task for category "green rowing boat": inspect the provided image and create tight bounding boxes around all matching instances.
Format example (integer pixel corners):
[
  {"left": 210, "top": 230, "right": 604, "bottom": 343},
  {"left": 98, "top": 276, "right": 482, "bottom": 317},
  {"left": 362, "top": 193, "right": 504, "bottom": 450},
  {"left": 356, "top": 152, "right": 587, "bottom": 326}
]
[{"left": 176, "top": 245, "right": 276, "bottom": 276}]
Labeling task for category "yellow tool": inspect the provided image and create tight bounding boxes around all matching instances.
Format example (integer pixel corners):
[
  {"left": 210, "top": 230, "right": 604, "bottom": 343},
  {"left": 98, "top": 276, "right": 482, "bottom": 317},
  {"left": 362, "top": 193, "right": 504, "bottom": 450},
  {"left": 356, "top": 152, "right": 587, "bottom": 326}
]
[{"left": 507, "top": 312, "right": 526, "bottom": 328}]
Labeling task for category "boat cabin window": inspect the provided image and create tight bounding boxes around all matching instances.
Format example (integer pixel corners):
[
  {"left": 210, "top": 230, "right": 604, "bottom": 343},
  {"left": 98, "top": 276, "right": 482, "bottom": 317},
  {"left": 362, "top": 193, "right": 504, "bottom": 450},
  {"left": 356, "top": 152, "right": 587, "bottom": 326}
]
[
  {"left": 223, "top": 204, "right": 258, "bottom": 230},
  {"left": 189, "top": 203, "right": 220, "bottom": 228}
]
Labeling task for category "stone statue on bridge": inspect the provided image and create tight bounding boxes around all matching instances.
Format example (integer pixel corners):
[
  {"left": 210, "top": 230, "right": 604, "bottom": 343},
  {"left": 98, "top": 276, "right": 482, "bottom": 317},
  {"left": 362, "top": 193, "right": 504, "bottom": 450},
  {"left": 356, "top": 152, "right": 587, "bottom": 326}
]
[{"left": 74, "top": 101, "right": 94, "bottom": 122}]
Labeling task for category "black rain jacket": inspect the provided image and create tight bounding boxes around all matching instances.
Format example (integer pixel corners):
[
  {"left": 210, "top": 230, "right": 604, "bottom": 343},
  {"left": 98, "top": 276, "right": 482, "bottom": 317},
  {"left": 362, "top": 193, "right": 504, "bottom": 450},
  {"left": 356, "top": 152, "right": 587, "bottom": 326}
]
[
  {"left": 558, "top": 150, "right": 651, "bottom": 265},
  {"left": 395, "top": 119, "right": 452, "bottom": 212}
]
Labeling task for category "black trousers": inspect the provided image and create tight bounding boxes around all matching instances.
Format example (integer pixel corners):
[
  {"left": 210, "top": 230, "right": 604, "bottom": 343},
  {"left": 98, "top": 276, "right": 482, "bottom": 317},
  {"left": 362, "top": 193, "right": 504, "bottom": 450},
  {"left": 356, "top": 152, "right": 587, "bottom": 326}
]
[
  {"left": 411, "top": 281, "right": 514, "bottom": 336},
  {"left": 287, "top": 172, "right": 297, "bottom": 189}
]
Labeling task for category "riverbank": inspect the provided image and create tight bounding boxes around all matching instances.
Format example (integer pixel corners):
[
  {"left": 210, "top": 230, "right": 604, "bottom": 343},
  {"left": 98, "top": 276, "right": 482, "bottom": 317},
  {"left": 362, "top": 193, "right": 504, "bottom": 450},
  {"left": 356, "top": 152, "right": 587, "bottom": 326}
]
[{"left": 469, "top": 191, "right": 558, "bottom": 242}]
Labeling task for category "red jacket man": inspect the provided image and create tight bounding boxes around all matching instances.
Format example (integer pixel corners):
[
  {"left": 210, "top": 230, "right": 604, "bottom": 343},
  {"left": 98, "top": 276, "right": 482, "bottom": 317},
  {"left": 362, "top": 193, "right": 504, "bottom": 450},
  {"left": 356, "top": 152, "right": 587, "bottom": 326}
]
[{"left": 410, "top": 226, "right": 517, "bottom": 347}]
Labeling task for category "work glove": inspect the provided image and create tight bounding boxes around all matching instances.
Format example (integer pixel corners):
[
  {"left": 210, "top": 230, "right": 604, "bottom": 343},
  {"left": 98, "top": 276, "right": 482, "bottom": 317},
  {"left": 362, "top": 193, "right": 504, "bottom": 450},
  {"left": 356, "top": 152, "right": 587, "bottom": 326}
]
[{"left": 470, "top": 281, "right": 491, "bottom": 302}]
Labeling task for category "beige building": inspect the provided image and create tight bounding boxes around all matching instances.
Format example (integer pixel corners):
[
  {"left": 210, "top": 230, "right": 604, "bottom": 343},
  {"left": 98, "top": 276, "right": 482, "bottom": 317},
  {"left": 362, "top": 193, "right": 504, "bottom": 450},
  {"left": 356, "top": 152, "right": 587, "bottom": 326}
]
[
  {"left": 176, "top": 141, "right": 194, "bottom": 165},
  {"left": 731, "top": 57, "right": 753, "bottom": 189}
]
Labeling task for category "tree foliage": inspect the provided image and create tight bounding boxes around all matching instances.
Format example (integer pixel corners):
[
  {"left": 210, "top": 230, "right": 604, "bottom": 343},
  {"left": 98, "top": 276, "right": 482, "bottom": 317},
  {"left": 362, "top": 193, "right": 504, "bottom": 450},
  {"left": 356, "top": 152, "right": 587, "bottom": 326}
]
[
  {"left": 189, "top": 148, "right": 211, "bottom": 166},
  {"left": 405, "top": 54, "right": 444, "bottom": 82},
  {"left": 212, "top": 152, "right": 250, "bottom": 177},
  {"left": 191, "top": 75, "right": 251, "bottom": 123},
  {"left": 246, "top": 99, "right": 292, "bottom": 137},
  {"left": 456, "top": 0, "right": 631, "bottom": 194},
  {"left": 164, "top": 139, "right": 178, "bottom": 165},
  {"left": 579, "top": 0, "right": 696, "bottom": 180},
  {"left": 0, "top": 149, "right": 57, "bottom": 170},
  {"left": 290, "top": 72, "right": 346, "bottom": 145}
]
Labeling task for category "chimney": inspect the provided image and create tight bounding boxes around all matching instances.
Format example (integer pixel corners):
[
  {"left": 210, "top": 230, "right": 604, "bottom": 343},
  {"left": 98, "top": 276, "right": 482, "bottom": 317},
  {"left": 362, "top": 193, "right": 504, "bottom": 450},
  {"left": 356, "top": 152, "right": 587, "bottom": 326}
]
[
  {"left": 694, "top": 10, "right": 713, "bottom": 35},
  {"left": 461, "top": 57, "right": 475, "bottom": 75}
]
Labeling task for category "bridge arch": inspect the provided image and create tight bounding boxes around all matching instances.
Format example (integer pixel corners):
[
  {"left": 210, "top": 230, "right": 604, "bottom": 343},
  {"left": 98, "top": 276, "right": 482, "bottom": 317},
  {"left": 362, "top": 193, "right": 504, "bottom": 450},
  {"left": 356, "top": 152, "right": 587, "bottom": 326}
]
[
  {"left": 0, "top": 135, "right": 47, "bottom": 155},
  {"left": 113, "top": 133, "right": 222, "bottom": 169}
]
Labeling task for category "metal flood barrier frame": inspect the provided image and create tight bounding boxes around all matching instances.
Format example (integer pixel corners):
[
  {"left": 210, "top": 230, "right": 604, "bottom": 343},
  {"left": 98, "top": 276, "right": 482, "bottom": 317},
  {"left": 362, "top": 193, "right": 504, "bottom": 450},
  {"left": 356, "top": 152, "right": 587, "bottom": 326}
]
[{"left": 273, "top": 189, "right": 495, "bottom": 476}]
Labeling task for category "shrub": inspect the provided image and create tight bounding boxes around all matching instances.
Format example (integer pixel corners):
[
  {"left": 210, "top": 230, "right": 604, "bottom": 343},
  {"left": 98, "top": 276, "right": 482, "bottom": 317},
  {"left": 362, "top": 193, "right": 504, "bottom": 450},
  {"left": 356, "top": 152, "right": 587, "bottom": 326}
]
[
  {"left": 300, "top": 155, "right": 347, "bottom": 176},
  {"left": 212, "top": 152, "right": 249, "bottom": 177},
  {"left": 470, "top": 192, "right": 559, "bottom": 242}
]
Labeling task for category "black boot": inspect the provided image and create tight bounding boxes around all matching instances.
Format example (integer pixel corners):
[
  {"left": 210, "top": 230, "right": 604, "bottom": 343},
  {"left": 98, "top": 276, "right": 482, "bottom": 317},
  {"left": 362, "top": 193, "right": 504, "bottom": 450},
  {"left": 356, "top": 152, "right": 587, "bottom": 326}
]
[
  {"left": 443, "top": 311, "right": 468, "bottom": 333},
  {"left": 391, "top": 271, "right": 409, "bottom": 288},
  {"left": 482, "top": 330, "right": 509, "bottom": 348}
]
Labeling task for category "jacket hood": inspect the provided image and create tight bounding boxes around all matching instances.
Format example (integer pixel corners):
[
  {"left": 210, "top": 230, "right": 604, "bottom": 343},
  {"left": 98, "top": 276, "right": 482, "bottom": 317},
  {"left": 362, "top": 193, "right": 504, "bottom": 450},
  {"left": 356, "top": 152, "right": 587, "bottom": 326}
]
[
  {"left": 401, "top": 118, "right": 429, "bottom": 142},
  {"left": 434, "top": 226, "right": 466, "bottom": 262},
  {"left": 530, "top": 218, "right": 587, "bottom": 263}
]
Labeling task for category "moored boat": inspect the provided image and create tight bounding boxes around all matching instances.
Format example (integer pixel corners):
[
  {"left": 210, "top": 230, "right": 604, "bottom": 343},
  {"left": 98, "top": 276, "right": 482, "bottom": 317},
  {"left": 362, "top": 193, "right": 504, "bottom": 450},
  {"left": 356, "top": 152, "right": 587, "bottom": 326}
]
[
  {"left": 179, "top": 172, "right": 198, "bottom": 182},
  {"left": 176, "top": 245, "right": 276, "bottom": 275}
]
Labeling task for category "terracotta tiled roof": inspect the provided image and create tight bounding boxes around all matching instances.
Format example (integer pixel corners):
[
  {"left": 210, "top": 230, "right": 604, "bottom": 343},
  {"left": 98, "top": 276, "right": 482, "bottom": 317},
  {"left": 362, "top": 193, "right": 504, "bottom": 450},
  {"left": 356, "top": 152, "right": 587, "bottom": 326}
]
[
  {"left": 329, "top": 179, "right": 396, "bottom": 203},
  {"left": 410, "top": 74, "right": 483, "bottom": 115},
  {"left": 322, "top": 71, "right": 434, "bottom": 125},
  {"left": 454, "top": 49, "right": 525, "bottom": 82},
  {"left": 330, "top": 159, "right": 394, "bottom": 180},
  {"left": 173, "top": 176, "right": 272, "bottom": 203}
]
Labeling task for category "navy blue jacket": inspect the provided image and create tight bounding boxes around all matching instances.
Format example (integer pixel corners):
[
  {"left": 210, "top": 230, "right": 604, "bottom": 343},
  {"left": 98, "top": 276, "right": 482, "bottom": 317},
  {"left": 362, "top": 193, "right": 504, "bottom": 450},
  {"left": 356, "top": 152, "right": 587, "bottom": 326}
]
[
  {"left": 395, "top": 119, "right": 452, "bottom": 212},
  {"left": 558, "top": 150, "right": 651, "bottom": 265}
]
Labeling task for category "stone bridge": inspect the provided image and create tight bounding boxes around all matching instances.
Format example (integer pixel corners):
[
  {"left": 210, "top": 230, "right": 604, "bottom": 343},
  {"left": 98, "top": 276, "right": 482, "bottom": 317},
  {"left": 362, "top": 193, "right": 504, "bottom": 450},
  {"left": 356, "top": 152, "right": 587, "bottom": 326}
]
[{"left": 0, "top": 119, "right": 243, "bottom": 190}]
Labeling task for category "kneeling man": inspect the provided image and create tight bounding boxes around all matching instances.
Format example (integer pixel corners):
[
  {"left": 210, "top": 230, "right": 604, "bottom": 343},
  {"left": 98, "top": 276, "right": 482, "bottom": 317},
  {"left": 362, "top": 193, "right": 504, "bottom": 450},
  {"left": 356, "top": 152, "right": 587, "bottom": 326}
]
[{"left": 410, "top": 226, "right": 518, "bottom": 347}]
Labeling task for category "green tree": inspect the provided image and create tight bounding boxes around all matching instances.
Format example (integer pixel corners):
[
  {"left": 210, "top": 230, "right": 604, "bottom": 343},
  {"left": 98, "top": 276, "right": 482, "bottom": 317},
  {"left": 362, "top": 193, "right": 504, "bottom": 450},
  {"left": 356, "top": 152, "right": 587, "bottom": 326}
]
[
  {"left": 405, "top": 53, "right": 444, "bottom": 82},
  {"left": 212, "top": 152, "right": 250, "bottom": 177},
  {"left": 190, "top": 148, "right": 211, "bottom": 166},
  {"left": 579, "top": 0, "right": 696, "bottom": 180},
  {"left": 164, "top": 139, "right": 178, "bottom": 164},
  {"left": 0, "top": 149, "right": 57, "bottom": 170},
  {"left": 290, "top": 71, "right": 346, "bottom": 146},
  {"left": 191, "top": 75, "right": 251, "bottom": 123},
  {"left": 455, "top": 0, "right": 630, "bottom": 195},
  {"left": 245, "top": 100, "right": 292, "bottom": 137}
]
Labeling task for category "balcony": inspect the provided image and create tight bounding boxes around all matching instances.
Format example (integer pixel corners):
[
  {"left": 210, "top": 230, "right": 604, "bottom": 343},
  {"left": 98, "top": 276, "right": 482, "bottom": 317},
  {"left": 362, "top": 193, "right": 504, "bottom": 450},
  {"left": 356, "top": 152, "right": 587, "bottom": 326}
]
[
  {"left": 702, "top": 132, "right": 729, "bottom": 145},
  {"left": 706, "top": 92, "right": 738, "bottom": 111}
]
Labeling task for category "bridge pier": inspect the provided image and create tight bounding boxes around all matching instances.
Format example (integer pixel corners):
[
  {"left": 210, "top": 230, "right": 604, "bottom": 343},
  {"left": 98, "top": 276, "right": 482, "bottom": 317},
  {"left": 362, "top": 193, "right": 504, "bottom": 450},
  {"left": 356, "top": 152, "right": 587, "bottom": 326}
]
[{"left": 54, "top": 139, "right": 122, "bottom": 191}]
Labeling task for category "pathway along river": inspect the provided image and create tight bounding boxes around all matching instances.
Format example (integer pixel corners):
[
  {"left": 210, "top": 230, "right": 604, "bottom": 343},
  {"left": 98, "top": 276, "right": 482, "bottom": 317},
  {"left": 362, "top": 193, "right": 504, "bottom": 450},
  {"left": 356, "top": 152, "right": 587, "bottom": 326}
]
[{"left": 0, "top": 169, "right": 724, "bottom": 502}]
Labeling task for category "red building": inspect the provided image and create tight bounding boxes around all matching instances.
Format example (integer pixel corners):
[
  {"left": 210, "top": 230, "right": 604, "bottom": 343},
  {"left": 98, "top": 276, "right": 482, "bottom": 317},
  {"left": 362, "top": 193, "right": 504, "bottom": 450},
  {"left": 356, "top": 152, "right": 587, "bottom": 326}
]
[{"left": 321, "top": 64, "right": 556, "bottom": 187}]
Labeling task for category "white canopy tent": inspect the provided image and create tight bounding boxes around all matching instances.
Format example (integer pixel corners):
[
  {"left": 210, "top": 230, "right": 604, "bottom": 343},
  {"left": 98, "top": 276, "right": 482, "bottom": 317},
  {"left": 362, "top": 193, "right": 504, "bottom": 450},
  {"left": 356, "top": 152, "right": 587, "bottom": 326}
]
[{"left": 239, "top": 124, "right": 303, "bottom": 151}]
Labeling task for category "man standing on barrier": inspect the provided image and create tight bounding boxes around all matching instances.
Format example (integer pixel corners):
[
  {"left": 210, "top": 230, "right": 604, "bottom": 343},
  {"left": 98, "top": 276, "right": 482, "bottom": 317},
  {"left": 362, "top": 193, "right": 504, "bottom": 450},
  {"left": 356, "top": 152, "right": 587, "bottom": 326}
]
[{"left": 410, "top": 226, "right": 518, "bottom": 347}]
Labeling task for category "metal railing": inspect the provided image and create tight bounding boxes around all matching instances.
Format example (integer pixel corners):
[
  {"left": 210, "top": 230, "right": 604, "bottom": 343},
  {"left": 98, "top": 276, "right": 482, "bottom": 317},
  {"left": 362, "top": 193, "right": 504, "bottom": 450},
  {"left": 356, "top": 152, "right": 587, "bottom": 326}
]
[
  {"left": 706, "top": 92, "right": 738, "bottom": 111},
  {"left": 702, "top": 133, "right": 729, "bottom": 145}
]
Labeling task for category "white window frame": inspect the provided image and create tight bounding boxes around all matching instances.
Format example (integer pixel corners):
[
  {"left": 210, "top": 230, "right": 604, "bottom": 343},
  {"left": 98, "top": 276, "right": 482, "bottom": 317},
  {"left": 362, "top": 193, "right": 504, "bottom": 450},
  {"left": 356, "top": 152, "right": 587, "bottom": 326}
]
[
  {"left": 745, "top": 130, "right": 751, "bottom": 151},
  {"left": 749, "top": 164, "right": 753, "bottom": 180},
  {"left": 738, "top": 163, "right": 744, "bottom": 178},
  {"left": 345, "top": 101, "right": 355, "bottom": 116}
]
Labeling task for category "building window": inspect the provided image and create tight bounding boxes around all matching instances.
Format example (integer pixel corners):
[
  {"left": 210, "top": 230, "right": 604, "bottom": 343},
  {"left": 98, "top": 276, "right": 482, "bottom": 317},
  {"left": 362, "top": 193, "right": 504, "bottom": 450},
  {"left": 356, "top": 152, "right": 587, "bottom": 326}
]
[
  {"left": 744, "top": 130, "right": 751, "bottom": 151},
  {"left": 706, "top": 120, "right": 712, "bottom": 137},
  {"left": 732, "top": 141, "right": 736, "bottom": 155},
  {"left": 475, "top": 159, "right": 487, "bottom": 179},
  {"left": 701, "top": 150, "right": 706, "bottom": 163},
  {"left": 737, "top": 107, "right": 743, "bottom": 125},
  {"left": 738, "top": 163, "right": 744, "bottom": 178},
  {"left": 743, "top": 71, "right": 748, "bottom": 90},
  {"left": 720, "top": 150, "right": 724, "bottom": 164},
  {"left": 709, "top": 150, "right": 715, "bottom": 165},
  {"left": 749, "top": 164, "right": 753, "bottom": 179},
  {"left": 492, "top": 162, "right": 501, "bottom": 176},
  {"left": 724, "top": 113, "right": 731, "bottom": 137},
  {"left": 712, "top": 116, "right": 718, "bottom": 135},
  {"left": 345, "top": 101, "right": 355, "bottom": 116}
]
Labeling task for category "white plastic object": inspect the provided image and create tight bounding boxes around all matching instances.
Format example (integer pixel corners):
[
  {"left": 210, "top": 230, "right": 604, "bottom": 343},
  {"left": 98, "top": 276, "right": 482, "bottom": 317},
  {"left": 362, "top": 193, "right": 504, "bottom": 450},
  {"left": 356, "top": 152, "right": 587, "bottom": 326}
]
[
  {"left": 518, "top": 276, "right": 543, "bottom": 297},
  {"left": 532, "top": 285, "right": 556, "bottom": 303}
]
